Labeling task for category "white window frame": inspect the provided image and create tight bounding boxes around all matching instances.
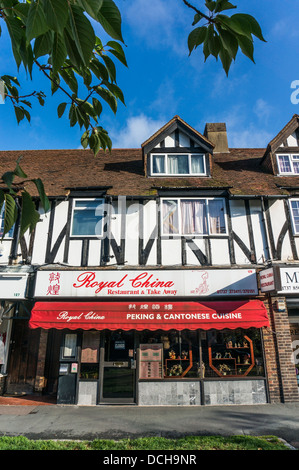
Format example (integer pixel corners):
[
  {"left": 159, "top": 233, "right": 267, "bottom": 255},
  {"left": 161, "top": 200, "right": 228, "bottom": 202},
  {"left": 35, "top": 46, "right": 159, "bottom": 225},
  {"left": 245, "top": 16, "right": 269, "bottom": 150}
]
[
  {"left": 277, "top": 154, "right": 299, "bottom": 175},
  {"left": 70, "top": 198, "right": 105, "bottom": 238},
  {"left": 151, "top": 153, "right": 207, "bottom": 176},
  {"left": 289, "top": 198, "right": 299, "bottom": 235},
  {"left": 0, "top": 204, "right": 14, "bottom": 239},
  {"left": 160, "top": 197, "right": 227, "bottom": 237}
]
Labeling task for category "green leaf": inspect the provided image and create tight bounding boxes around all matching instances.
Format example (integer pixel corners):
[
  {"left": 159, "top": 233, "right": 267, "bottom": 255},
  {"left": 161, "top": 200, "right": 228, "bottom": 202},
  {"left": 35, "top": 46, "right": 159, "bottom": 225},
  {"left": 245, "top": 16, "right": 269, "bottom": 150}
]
[
  {"left": 231, "top": 13, "right": 266, "bottom": 42},
  {"left": 26, "top": 0, "right": 49, "bottom": 42},
  {"left": 57, "top": 102, "right": 67, "bottom": 118},
  {"left": 215, "top": 0, "right": 236, "bottom": 13},
  {"left": 81, "top": 129, "right": 90, "bottom": 149},
  {"left": 33, "top": 31, "right": 54, "bottom": 58},
  {"left": 32, "top": 178, "right": 50, "bottom": 213},
  {"left": 97, "top": 0, "right": 123, "bottom": 42},
  {"left": 102, "top": 81, "right": 125, "bottom": 105},
  {"left": 42, "top": 0, "right": 68, "bottom": 33},
  {"left": 51, "top": 32, "right": 67, "bottom": 73},
  {"left": 59, "top": 67, "right": 78, "bottom": 94},
  {"left": 14, "top": 106, "right": 25, "bottom": 124},
  {"left": 77, "top": 0, "right": 103, "bottom": 20},
  {"left": 107, "top": 40, "right": 127, "bottom": 66},
  {"left": 2, "top": 171, "right": 14, "bottom": 189},
  {"left": 217, "top": 25, "right": 238, "bottom": 59},
  {"left": 188, "top": 26, "right": 207, "bottom": 54},
  {"left": 68, "top": 3, "right": 96, "bottom": 66},
  {"left": 236, "top": 34, "right": 254, "bottom": 62},
  {"left": 192, "top": 13, "right": 203, "bottom": 26},
  {"left": 20, "top": 191, "right": 40, "bottom": 237},
  {"left": 5, "top": 16, "right": 24, "bottom": 68},
  {"left": 219, "top": 43, "right": 233, "bottom": 75},
  {"left": 92, "top": 97, "right": 103, "bottom": 116},
  {"left": 95, "top": 85, "right": 117, "bottom": 114},
  {"left": 90, "top": 58, "right": 109, "bottom": 81},
  {"left": 14, "top": 156, "right": 28, "bottom": 179},
  {"left": 3, "top": 193, "right": 17, "bottom": 238},
  {"left": 216, "top": 14, "right": 252, "bottom": 39},
  {"left": 102, "top": 54, "right": 116, "bottom": 82}
]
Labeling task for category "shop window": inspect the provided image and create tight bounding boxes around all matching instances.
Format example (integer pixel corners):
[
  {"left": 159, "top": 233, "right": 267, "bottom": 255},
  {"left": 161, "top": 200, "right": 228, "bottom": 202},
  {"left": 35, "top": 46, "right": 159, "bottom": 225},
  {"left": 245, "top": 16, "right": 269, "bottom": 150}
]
[
  {"left": 277, "top": 154, "right": 299, "bottom": 175},
  {"left": 202, "top": 328, "right": 265, "bottom": 378},
  {"left": 71, "top": 198, "right": 104, "bottom": 237},
  {"left": 139, "top": 328, "right": 265, "bottom": 380},
  {"left": 139, "top": 330, "right": 200, "bottom": 379},
  {"left": 151, "top": 153, "right": 206, "bottom": 176},
  {"left": 161, "top": 198, "right": 226, "bottom": 236}
]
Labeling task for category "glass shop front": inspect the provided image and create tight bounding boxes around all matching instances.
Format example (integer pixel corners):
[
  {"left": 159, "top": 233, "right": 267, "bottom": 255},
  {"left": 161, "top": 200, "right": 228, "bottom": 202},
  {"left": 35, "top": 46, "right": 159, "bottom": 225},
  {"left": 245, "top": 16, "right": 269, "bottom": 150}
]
[{"left": 29, "top": 299, "right": 270, "bottom": 406}]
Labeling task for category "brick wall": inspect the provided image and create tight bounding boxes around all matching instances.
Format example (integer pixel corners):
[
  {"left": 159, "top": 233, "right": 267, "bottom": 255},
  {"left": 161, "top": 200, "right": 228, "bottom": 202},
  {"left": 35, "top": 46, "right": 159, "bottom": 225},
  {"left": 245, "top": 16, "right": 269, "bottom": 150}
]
[{"left": 263, "top": 296, "right": 299, "bottom": 402}]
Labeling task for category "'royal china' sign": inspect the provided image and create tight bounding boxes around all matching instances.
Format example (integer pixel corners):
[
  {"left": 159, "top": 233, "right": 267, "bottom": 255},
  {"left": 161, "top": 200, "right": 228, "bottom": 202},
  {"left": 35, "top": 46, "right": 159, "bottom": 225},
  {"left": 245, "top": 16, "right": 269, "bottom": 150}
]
[{"left": 34, "top": 269, "right": 258, "bottom": 298}]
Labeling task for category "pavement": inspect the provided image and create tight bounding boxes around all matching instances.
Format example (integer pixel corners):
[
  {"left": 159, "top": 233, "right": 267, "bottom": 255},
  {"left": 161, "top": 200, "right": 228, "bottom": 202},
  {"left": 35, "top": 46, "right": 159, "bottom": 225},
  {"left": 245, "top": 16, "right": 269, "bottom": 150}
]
[{"left": 0, "top": 395, "right": 299, "bottom": 449}]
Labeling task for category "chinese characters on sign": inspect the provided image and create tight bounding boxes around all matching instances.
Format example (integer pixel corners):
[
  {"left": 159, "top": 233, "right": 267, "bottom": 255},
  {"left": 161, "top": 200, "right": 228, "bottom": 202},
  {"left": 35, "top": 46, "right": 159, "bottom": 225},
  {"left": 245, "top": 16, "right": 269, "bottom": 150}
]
[{"left": 46, "top": 272, "right": 61, "bottom": 296}]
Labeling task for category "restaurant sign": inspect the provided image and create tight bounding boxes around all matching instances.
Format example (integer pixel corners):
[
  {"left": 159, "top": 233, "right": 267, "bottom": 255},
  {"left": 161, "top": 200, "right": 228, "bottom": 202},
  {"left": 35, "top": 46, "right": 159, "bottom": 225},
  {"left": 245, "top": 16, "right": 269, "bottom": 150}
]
[{"left": 34, "top": 269, "right": 258, "bottom": 298}]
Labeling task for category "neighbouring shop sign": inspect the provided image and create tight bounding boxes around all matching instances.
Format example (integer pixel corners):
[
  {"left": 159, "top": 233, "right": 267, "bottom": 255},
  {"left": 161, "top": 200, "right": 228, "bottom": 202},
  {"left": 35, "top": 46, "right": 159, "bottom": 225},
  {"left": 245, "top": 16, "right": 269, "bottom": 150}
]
[
  {"left": 29, "top": 300, "right": 269, "bottom": 331},
  {"left": 0, "top": 273, "right": 29, "bottom": 299},
  {"left": 278, "top": 267, "right": 299, "bottom": 293},
  {"left": 34, "top": 269, "right": 258, "bottom": 298}
]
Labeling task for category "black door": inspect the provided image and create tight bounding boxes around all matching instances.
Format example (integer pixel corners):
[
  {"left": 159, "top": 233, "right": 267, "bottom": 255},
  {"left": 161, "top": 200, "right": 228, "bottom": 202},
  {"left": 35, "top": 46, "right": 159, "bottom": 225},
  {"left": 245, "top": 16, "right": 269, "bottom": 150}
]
[{"left": 100, "top": 330, "right": 136, "bottom": 404}]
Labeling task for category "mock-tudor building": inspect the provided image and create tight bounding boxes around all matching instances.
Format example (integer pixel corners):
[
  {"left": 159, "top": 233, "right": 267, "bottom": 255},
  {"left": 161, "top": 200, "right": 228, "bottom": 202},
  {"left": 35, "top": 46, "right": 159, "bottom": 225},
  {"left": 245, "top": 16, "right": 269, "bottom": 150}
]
[{"left": 0, "top": 114, "right": 299, "bottom": 406}]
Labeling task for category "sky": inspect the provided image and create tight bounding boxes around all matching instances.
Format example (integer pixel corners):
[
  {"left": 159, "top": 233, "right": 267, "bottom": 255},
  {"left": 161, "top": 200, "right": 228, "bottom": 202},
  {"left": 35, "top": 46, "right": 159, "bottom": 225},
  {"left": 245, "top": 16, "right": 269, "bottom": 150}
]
[{"left": 0, "top": 0, "right": 299, "bottom": 151}]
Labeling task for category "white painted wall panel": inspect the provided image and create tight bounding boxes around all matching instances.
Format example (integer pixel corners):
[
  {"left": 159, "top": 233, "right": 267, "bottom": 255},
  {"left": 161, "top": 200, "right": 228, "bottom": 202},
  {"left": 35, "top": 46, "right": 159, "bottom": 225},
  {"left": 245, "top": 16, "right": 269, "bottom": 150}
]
[
  {"left": 161, "top": 239, "right": 181, "bottom": 265},
  {"left": 31, "top": 207, "right": 50, "bottom": 264},
  {"left": 210, "top": 239, "right": 230, "bottom": 265},
  {"left": 67, "top": 240, "right": 82, "bottom": 266},
  {"left": 125, "top": 202, "right": 139, "bottom": 265},
  {"left": 0, "top": 240, "right": 12, "bottom": 265},
  {"left": 185, "top": 238, "right": 206, "bottom": 265},
  {"left": 88, "top": 239, "right": 102, "bottom": 266},
  {"left": 249, "top": 201, "right": 269, "bottom": 264}
]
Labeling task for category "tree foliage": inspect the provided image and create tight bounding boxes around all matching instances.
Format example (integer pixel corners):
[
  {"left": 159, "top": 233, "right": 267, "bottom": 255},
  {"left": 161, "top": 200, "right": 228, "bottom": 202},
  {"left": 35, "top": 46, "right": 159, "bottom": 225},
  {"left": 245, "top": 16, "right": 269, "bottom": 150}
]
[{"left": 0, "top": 0, "right": 266, "bottom": 239}]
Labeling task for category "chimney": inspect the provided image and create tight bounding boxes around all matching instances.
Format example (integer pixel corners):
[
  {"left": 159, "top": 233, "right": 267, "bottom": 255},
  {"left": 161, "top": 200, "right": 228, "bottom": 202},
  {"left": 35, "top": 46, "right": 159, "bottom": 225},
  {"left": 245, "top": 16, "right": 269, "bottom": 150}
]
[{"left": 204, "top": 123, "right": 229, "bottom": 153}]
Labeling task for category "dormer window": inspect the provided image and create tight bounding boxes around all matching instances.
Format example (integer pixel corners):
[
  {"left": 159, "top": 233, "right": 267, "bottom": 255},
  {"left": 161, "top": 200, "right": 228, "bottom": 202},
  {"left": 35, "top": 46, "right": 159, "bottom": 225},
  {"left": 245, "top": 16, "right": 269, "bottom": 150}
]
[
  {"left": 277, "top": 154, "right": 299, "bottom": 175},
  {"left": 151, "top": 153, "right": 206, "bottom": 176}
]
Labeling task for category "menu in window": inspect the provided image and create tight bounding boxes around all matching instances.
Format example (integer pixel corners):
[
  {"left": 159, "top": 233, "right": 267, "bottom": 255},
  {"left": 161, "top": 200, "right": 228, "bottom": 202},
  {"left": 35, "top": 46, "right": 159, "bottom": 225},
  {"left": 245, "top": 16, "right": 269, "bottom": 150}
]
[
  {"left": 81, "top": 331, "right": 100, "bottom": 363},
  {"left": 139, "top": 344, "right": 163, "bottom": 379}
]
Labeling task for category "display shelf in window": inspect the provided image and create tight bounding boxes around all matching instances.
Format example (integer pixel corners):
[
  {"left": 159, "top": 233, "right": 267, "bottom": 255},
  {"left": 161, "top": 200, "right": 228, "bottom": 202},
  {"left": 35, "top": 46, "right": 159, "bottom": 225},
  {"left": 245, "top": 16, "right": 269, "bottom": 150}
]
[
  {"left": 208, "top": 335, "right": 254, "bottom": 377},
  {"left": 164, "top": 349, "right": 193, "bottom": 378},
  {"left": 139, "top": 344, "right": 163, "bottom": 379}
]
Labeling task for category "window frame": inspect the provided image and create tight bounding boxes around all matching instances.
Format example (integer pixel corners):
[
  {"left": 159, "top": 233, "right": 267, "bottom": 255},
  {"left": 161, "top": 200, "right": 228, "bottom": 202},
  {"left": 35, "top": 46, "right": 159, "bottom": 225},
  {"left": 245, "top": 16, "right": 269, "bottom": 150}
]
[
  {"left": 289, "top": 198, "right": 299, "bottom": 235},
  {"left": 276, "top": 154, "right": 299, "bottom": 175},
  {"left": 70, "top": 198, "right": 105, "bottom": 238},
  {"left": 160, "top": 197, "right": 227, "bottom": 237},
  {"left": 150, "top": 153, "right": 207, "bottom": 176},
  {"left": 0, "top": 204, "right": 15, "bottom": 239}
]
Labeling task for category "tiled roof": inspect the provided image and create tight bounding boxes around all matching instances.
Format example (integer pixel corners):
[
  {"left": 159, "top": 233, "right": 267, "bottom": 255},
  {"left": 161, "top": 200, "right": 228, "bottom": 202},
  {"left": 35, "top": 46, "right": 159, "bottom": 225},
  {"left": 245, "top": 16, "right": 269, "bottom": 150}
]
[{"left": 1, "top": 147, "right": 299, "bottom": 197}]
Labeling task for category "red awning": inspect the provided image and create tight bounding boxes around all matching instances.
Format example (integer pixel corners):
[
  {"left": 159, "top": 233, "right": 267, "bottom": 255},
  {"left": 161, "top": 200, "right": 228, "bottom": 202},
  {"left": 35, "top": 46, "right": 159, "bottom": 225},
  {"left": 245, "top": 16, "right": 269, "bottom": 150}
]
[{"left": 29, "top": 300, "right": 269, "bottom": 331}]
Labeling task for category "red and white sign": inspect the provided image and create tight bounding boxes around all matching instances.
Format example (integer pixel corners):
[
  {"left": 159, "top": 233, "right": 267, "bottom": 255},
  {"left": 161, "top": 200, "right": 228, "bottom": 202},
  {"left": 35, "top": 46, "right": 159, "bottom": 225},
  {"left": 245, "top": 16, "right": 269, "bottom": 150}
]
[
  {"left": 29, "top": 300, "right": 269, "bottom": 331},
  {"left": 259, "top": 268, "right": 275, "bottom": 292},
  {"left": 34, "top": 269, "right": 258, "bottom": 298}
]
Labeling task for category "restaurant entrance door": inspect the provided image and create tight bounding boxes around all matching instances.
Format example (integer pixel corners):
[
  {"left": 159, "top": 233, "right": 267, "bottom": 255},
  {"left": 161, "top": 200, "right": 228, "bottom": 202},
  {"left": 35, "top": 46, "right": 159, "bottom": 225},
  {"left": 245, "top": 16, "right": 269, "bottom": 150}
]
[{"left": 99, "top": 330, "right": 137, "bottom": 404}]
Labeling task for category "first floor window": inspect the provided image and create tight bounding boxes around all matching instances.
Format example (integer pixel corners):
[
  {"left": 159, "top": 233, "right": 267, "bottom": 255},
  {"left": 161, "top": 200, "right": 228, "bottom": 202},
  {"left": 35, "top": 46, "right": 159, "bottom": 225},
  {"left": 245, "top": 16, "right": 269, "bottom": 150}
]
[
  {"left": 290, "top": 199, "right": 299, "bottom": 233},
  {"left": 71, "top": 199, "right": 104, "bottom": 237},
  {"left": 162, "top": 197, "right": 226, "bottom": 236},
  {"left": 0, "top": 204, "right": 14, "bottom": 238}
]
